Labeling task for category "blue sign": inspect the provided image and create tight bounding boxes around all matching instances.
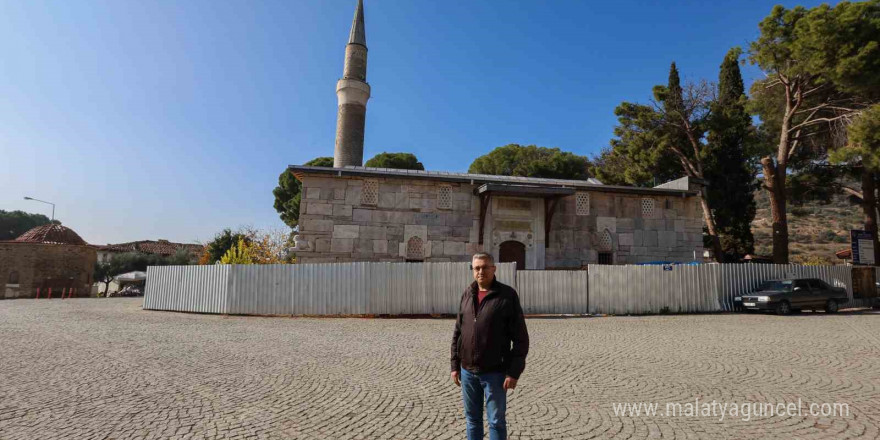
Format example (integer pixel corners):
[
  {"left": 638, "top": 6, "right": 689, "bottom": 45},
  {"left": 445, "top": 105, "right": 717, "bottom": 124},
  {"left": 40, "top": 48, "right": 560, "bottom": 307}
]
[
  {"left": 662, "top": 264, "right": 674, "bottom": 271},
  {"left": 851, "top": 230, "right": 875, "bottom": 265}
]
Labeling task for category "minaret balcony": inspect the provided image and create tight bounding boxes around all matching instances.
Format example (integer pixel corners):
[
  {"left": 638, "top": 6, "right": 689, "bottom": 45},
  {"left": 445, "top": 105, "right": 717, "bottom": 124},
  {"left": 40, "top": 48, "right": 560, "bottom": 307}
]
[{"left": 336, "top": 79, "right": 371, "bottom": 106}]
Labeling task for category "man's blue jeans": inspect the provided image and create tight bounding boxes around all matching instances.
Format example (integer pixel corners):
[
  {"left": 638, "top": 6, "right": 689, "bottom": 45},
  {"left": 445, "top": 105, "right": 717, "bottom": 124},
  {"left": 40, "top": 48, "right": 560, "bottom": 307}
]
[{"left": 460, "top": 368, "right": 507, "bottom": 440}]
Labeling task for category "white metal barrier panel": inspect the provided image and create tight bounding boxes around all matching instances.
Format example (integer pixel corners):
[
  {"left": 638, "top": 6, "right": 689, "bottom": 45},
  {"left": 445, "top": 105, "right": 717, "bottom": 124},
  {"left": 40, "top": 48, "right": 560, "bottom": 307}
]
[
  {"left": 145, "top": 262, "right": 871, "bottom": 316},
  {"left": 145, "top": 262, "right": 515, "bottom": 315}
]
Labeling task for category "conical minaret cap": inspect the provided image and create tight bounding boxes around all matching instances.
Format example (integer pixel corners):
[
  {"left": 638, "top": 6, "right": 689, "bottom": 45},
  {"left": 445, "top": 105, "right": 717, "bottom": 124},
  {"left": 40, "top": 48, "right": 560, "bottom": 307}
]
[{"left": 348, "top": 0, "right": 366, "bottom": 47}]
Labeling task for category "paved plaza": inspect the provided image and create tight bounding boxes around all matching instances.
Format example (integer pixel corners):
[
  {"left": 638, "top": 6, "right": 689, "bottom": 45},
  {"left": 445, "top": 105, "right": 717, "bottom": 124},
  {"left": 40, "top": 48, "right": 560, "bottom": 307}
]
[{"left": 1, "top": 298, "right": 879, "bottom": 439}]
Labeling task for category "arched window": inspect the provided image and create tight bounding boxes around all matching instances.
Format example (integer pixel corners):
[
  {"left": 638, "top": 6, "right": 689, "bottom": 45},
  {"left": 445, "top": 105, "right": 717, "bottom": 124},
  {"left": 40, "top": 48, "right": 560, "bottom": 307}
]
[
  {"left": 598, "top": 229, "right": 613, "bottom": 252},
  {"left": 406, "top": 236, "right": 425, "bottom": 261},
  {"left": 8, "top": 270, "right": 20, "bottom": 285}
]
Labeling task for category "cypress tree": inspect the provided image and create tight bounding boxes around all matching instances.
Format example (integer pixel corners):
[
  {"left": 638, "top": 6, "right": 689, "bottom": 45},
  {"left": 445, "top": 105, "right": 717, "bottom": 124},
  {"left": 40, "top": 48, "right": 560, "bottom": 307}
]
[
  {"left": 664, "top": 62, "right": 685, "bottom": 118},
  {"left": 656, "top": 61, "right": 725, "bottom": 261},
  {"left": 705, "top": 48, "right": 757, "bottom": 261}
]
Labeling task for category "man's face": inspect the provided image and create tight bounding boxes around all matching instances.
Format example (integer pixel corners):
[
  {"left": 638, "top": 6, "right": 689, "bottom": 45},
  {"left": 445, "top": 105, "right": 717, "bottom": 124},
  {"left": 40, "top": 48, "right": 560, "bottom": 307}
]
[{"left": 472, "top": 257, "right": 496, "bottom": 285}]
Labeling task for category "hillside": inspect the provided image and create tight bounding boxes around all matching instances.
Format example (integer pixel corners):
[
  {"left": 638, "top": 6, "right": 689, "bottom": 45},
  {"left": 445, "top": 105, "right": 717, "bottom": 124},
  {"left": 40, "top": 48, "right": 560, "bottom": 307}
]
[{"left": 751, "top": 187, "right": 863, "bottom": 264}]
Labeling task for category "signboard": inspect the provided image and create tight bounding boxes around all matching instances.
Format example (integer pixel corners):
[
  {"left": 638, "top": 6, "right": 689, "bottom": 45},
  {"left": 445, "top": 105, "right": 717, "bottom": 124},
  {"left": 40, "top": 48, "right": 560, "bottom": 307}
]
[
  {"left": 850, "top": 230, "right": 875, "bottom": 265},
  {"left": 662, "top": 264, "right": 674, "bottom": 271}
]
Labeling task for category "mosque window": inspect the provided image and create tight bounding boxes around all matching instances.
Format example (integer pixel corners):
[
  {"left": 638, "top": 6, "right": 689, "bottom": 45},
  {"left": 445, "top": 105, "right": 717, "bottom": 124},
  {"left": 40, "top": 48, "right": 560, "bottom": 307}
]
[
  {"left": 406, "top": 236, "right": 425, "bottom": 261},
  {"left": 641, "top": 198, "right": 655, "bottom": 218},
  {"left": 599, "top": 230, "right": 613, "bottom": 252},
  {"left": 361, "top": 179, "right": 378, "bottom": 205},
  {"left": 437, "top": 185, "right": 453, "bottom": 210},
  {"left": 576, "top": 192, "right": 590, "bottom": 216}
]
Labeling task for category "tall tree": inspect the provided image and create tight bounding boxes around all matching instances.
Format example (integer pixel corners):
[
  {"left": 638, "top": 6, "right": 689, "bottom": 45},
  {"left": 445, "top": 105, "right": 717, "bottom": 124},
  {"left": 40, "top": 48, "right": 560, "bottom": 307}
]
[
  {"left": 0, "top": 210, "right": 53, "bottom": 240},
  {"left": 272, "top": 157, "right": 333, "bottom": 228},
  {"left": 364, "top": 152, "right": 425, "bottom": 170},
  {"left": 704, "top": 48, "right": 757, "bottom": 261},
  {"left": 747, "top": 2, "right": 880, "bottom": 263},
  {"left": 830, "top": 104, "right": 880, "bottom": 263},
  {"left": 469, "top": 144, "right": 591, "bottom": 180},
  {"left": 656, "top": 63, "right": 724, "bottom": 261},
  {"left": 596, "top": 63, "right": 724, "bottom": 260},
  {"left": 591, "top": 108, "right": 681, "bottom": 187}
]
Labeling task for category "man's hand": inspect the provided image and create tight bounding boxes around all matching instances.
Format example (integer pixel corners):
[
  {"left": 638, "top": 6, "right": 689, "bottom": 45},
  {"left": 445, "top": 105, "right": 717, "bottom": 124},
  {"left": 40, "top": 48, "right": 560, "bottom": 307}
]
[
  {"left": 503, "top": 376, "right": 517, "bottom": 391},
  {"left": 451, "top": 371, "right": 460, "bottom": 387}
]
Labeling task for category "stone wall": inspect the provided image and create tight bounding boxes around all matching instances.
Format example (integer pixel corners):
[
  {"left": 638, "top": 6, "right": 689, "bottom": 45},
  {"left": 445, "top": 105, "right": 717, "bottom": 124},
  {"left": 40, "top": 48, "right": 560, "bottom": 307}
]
[
  {"left": 0, "top": 242, "right": 97, "bottom": 299},
  {"left": 295, "top": 172, "right": 705, "bottom": 268},
  {"left": 546, "top": 192, "right": 704, "bottom": 268},
  {"left": 296, "top": 175, "right": 478, "bottom": 263}
]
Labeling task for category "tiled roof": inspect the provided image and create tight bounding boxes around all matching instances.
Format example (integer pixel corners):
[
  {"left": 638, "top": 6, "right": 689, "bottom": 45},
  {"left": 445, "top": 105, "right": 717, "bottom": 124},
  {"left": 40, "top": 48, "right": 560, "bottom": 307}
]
[
  {"left": 97, "top": 240, "right": 204, "bottom": 256},
  {"left": 14, "top": 224, "right": 87, "bottom": 245}
]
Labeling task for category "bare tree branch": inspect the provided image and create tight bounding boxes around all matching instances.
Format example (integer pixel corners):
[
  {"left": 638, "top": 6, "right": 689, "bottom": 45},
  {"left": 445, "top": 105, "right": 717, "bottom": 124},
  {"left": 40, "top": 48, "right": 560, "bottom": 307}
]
[
  {"left": 788, "top": 114, "right": 853, "bottom": 132},
  {"left": 842, "top": 186, "right": 864, "bottom": 200}
]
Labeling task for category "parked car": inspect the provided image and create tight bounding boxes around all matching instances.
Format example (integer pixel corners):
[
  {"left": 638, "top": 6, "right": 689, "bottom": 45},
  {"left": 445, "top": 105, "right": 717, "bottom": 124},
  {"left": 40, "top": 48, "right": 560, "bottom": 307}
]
[{"left": 737, "top": 278, "right": 848, "bottom": 315}]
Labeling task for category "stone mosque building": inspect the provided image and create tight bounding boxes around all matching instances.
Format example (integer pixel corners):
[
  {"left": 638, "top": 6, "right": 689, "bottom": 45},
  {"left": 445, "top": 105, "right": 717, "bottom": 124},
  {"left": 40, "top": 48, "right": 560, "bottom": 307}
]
[{"left": 290, "top": 0, "right": 705, "bottom": 269}]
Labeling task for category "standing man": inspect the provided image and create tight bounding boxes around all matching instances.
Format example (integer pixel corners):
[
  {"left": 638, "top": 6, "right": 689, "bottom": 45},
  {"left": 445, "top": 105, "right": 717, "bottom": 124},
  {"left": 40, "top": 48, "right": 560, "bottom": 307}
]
[{"left": 451, "top": 252, "right": 529, "bottom": 440}]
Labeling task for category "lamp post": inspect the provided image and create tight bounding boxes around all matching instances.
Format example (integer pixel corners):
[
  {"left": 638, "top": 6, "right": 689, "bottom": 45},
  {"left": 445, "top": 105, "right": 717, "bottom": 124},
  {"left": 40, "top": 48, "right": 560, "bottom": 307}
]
[{"left": 23, "top": 196, "right": 55, "bottom": 222}]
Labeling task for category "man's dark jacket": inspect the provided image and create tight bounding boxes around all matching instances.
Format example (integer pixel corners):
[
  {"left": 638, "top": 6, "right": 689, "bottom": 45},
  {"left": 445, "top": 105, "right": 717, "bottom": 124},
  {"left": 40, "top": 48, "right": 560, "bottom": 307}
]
[{"left": 451, "top": 277, "right": 529, "bottom": 379}]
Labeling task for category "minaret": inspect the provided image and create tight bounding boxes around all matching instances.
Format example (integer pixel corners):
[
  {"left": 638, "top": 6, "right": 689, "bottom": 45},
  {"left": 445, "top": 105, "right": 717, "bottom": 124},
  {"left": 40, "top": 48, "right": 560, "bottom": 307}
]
[{"left": 334, "top": 0, "right": 370, "bottom": 168}]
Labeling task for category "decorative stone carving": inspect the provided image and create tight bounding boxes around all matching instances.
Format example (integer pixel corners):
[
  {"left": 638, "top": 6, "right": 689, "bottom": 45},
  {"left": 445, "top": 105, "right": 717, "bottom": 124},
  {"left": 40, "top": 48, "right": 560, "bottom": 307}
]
[
  {"left": 400, "top": 225, "right": 430, "bottom": 258},
  {"left": 597, "top": 217, "right": 617, "bottom": 234},
  {"left": 293, "top": 235, "right": 311, "bottom": 251}
]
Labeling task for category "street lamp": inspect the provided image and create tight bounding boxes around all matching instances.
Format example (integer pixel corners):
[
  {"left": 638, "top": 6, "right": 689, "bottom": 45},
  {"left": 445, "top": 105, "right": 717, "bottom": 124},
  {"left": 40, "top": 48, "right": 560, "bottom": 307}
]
[{"left": 23, "top": 196, "right": 55, "bottom": 222}]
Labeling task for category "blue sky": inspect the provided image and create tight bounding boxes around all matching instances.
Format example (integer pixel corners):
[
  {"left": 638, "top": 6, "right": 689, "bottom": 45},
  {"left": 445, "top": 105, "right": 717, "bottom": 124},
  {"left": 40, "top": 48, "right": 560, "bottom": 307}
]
[{"left": 0, "top": 0, "right": 830, "bottom": 245}]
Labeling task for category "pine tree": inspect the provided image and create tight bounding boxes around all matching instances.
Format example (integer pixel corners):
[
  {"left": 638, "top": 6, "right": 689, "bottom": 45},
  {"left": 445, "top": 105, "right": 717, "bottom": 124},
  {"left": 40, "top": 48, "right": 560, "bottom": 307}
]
[
  {"left": 705, "top": 48, "right": 757, "bottom": 261},
  {"left": 658, "top": 62, "right": 724, "bottom": 261}
]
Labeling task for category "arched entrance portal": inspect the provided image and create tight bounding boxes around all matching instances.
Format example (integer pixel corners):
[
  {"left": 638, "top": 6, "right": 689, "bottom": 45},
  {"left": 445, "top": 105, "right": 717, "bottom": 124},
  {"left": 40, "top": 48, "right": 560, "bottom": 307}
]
[{"left": 499, "top": 241, "right": 526, "bottom": 270}]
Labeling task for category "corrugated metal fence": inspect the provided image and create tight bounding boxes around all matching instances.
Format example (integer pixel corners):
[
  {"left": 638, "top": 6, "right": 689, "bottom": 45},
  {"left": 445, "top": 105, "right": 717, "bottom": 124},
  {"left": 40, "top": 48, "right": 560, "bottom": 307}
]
[
  {"left": 144, "top": 263, "right": 876, "bottom": 316},
  {"left": 516, "top": 270, "right": 588, "bottom": 314},
  {"left": 589, "top": 264, "right": 722, "bottom": 314},
  {"left": 145, "top": 262, "right": 515, "bottom": 315},
  {"left": 144, "top": 265, "right": 231, "bottom": 314}
]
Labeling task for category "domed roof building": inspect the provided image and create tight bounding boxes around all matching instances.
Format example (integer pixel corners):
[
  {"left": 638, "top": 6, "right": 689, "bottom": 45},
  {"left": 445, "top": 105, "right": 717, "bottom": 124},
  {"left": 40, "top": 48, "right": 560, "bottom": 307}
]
[
  {"left": 1, "top": 223, "right": 96, "bottom": 299},
  {"left": 14, "top": 224, "right": 88, "bottom": 246}
]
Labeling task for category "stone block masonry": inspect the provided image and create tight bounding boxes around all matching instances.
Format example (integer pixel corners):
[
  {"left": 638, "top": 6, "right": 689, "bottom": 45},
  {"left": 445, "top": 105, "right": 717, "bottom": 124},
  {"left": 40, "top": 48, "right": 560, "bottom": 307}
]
[
  {"left": 295, "top": 172, "right": 705, "bottom": 267},
  {"left": 297, "top": 175, "right": 475, "bottom": 263}
]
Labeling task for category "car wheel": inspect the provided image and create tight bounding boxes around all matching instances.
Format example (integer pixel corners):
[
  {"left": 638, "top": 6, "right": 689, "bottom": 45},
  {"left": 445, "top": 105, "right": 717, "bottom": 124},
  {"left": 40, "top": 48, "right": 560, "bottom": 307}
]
[
  {"left": 776, "top": 301, "right": 791, "bottom": 316},
  {"left": 825, "top": 300, "right": 839, "bottom": 314}
]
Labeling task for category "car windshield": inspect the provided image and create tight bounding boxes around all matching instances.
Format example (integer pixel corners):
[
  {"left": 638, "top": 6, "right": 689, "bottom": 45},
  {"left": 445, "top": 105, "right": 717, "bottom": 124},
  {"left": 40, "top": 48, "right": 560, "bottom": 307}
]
[{"left": 757, "top": 280, "right": 793, "bottom": 292}]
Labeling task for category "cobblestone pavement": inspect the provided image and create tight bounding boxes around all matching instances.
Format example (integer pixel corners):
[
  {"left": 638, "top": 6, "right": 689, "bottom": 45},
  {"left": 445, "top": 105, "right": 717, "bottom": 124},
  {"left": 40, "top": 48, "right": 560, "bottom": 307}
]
[{"left": 1, "top": 299, "right": 879, "bottom": 439}]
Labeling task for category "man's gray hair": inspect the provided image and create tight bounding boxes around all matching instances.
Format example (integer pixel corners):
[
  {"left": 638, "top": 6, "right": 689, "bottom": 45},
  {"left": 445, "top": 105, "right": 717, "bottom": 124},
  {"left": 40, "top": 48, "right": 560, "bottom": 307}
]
[{"left": 472, "top": 252, "right": 495, "bottom": 265}]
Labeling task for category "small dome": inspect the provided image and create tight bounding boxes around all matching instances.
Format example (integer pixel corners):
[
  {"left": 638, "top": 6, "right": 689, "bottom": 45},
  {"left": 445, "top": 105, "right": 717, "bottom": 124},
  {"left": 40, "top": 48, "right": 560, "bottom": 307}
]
[{"left": 14, "top": 224, "right": 87, "bottom": 245}]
